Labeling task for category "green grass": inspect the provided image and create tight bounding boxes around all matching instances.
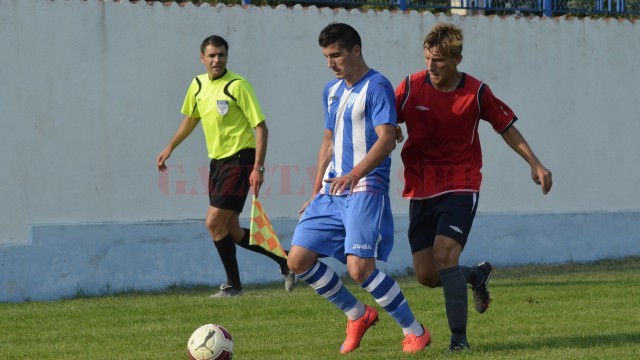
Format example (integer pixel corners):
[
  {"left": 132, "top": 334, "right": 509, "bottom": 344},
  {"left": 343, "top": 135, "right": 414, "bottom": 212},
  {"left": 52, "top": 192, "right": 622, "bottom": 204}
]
[{"left": 2, "top": 257, "right": 640, "bottom": 359}]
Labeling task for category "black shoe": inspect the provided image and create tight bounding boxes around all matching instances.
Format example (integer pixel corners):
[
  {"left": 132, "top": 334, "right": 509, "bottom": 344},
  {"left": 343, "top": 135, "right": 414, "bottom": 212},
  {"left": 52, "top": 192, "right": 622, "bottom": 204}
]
[
  {"left": 472, "top": 261, "right": 494, "bottom": 313},
  {"left": 448, "top": 338, "right": 471, "bottom": 353}
]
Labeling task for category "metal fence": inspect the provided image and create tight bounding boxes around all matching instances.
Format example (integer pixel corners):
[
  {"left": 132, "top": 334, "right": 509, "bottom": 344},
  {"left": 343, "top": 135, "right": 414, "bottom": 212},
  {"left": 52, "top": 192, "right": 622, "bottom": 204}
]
[{"left": 240, "top": 0, "right": 640, "bottom": 16}]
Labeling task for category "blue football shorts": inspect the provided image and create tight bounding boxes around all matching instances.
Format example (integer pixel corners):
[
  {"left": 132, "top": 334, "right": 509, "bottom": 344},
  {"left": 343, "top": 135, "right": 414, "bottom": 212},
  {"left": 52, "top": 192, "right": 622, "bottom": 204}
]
[{"left": 291, "top": 192, "right": 394, "bottom": 264}]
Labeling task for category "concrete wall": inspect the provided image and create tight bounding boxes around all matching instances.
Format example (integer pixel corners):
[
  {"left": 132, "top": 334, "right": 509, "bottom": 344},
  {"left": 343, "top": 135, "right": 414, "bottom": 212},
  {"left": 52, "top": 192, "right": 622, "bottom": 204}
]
[
  {"left": 2, "top": 211, "right": 638, "bottom": 302},
  {"left": 1, "top": 0, "right": 639, "bottom": 301}
]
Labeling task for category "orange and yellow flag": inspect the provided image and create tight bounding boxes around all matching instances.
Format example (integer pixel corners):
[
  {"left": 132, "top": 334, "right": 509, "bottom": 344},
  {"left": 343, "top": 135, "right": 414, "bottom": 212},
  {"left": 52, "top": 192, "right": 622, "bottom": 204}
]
[{"left": 250, "top": 196, "right": 288, "bottom": 259}]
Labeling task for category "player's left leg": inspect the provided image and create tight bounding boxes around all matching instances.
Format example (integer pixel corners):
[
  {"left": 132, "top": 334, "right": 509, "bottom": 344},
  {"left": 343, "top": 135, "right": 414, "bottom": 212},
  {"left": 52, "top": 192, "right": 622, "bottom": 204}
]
[
  {"left": 349, "top": 256, "right": 431, "bottom": 353},
  {"left": 346, "top": 193, "right": 430, "bottom": 353},
  {"left": 470, "top": 261, "right": 494, "bottom": 313}
]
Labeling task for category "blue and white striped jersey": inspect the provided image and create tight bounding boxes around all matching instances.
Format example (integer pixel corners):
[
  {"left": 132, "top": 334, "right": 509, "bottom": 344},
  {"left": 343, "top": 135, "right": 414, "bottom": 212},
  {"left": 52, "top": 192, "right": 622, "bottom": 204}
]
[{"left": 321, "top": 69, "right": 397, "bottom": 195}]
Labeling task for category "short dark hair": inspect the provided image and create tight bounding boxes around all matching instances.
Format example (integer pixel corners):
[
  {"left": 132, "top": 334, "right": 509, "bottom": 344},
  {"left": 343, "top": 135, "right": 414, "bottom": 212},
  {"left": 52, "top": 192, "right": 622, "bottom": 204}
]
[
  {"left": 318, "top": 22, "right": 361, "bottom": 50},
  {"left": 200, "top": 35, "right": 229, "bottom": 54}
]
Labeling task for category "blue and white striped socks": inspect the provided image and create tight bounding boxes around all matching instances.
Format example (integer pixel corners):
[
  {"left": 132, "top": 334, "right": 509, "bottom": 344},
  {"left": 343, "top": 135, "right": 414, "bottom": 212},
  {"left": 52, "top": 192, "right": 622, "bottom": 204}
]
[
  {"left": 298, "top": 261, "right": 365, "bottom": 320},
  {"left": 361, "top": 269, "right": 423, "bottom": 335},
  {"left": 299, "top": 262, "right": 424, "bottom": 335}
]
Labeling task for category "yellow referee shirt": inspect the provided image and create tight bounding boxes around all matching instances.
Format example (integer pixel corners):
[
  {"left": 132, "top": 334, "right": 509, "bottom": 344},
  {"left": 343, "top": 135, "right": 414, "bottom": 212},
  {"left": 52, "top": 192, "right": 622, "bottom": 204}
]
[{"left": 181, "top": 70, "right": 265, "bottom": 159}]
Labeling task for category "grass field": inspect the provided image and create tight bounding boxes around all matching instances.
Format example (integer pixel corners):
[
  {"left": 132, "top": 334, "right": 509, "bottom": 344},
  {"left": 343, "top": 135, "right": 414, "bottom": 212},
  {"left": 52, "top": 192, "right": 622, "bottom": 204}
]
[{"left": 2, "top": 257, "right": 640, "bottom": 359}]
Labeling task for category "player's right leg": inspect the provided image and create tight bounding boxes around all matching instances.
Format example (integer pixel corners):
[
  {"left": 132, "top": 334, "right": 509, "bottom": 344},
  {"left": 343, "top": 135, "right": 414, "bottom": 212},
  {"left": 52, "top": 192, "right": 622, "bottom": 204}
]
[
  {"left": 288, "top": 246, "right": 373, "bottom": 354},
  {"left": 206, "top": 152, "right": 254, "bottom": 297},
  {"left": 433, "top": 235, "right": 470, "bottom": 351},
  {"left": 431, "top": 192, "right": 480, "bottom": 351},
  {"left": 289, "top": 194, "right": 373, "bottom": 354},
  {"left": 408, "top": 198, "right": 440, "bottom": 288},
  {"left": 412, "top": 248, "right": 440, "bottom": 287},
  {"left": 206, "top": 206, "right": 244, "bottom": 297}
]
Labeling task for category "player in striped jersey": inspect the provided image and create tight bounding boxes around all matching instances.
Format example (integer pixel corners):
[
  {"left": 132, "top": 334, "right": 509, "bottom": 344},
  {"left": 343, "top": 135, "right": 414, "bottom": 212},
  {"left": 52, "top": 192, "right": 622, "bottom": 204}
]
[
  {"left": 287, "top": 23, "right": 431, "bottom": 354},
  {"left": 395, "top": 23, "right": 553, "bottom": 352}
]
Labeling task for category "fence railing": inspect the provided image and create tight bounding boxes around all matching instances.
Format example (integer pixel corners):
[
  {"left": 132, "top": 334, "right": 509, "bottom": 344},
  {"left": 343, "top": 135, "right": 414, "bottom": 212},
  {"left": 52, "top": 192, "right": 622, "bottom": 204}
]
[{"left": 239, "top": 0, "right": 640, "bottom": 16}]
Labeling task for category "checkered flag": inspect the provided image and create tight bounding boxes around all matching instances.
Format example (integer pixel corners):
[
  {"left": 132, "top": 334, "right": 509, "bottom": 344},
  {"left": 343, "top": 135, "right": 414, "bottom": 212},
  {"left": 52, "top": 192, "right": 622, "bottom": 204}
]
[{"left": 249, "top": 196, "right": 287, "bottom": 259}]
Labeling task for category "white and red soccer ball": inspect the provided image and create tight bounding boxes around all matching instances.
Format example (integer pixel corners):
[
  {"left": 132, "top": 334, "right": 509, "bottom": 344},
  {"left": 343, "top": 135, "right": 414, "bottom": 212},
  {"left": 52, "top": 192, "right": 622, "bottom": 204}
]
[{"left": 187, "top": 324, "right": 234, "bottom": 360}]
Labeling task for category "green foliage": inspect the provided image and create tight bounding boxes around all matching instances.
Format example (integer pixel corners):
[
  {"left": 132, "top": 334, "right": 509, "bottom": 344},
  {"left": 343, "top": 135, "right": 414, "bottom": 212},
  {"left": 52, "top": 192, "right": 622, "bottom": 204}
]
[
  {"left": 2, "top": 257, "right": 640, "bottom": 359},
  {"left": 630, "top": 0, "right": 640, "bottom": 11},
  {"left": 564, "top": 0, "right": 640, "bottom": 12},
  {"left": 565, "top": 0, "right": 596, "bottom": 13}
]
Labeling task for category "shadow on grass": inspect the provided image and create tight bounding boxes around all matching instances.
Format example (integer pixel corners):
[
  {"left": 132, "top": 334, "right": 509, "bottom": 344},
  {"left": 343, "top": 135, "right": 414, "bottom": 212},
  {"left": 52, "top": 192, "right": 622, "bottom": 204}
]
[
  {"left": 72, "top": 282, "right": 218, "bottom": 299},
  {"left": 494, "top": 278, "right": 637, "bottom": 289},
  {"left": 486, "top": 332, "right": 640, "bottom": 351}
]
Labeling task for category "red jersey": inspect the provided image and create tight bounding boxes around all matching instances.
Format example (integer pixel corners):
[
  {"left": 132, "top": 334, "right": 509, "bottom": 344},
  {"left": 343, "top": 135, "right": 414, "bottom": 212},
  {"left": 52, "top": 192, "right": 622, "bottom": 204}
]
[{"left": 395, "top": 71, "right": 516, "bottom": 199}]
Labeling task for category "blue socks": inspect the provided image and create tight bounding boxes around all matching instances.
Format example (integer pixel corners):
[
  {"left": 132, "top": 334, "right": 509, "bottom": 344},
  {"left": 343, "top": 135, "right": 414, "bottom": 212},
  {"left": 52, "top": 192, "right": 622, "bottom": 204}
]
[
  {"left": 298, "top": 261, "right": 364, "bottom": 320},
  {"left": 362, "top": 269, "right": 423, "bottom": 335}
]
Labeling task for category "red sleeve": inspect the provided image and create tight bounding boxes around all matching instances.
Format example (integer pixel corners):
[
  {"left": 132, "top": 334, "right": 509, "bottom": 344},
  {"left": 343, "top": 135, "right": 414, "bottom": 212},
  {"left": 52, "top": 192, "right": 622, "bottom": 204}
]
[
  {"left": 479, "top": 84, "right": 517, "bottom": 133},
  {"left": 394, "top": 76, "right": 410, "bottom": 124}
]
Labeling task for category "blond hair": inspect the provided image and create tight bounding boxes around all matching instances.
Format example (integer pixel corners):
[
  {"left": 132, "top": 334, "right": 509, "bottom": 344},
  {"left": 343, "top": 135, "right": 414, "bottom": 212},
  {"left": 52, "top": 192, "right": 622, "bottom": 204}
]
[{"left": 423, "top": 23, "right": 463, "bottom": 58}]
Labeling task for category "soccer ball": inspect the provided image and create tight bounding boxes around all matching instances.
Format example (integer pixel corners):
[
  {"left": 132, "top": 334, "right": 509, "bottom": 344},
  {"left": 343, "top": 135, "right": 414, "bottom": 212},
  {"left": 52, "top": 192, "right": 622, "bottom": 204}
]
[{"left": 187, "top": 324, "right": 234, "bottom": 360}]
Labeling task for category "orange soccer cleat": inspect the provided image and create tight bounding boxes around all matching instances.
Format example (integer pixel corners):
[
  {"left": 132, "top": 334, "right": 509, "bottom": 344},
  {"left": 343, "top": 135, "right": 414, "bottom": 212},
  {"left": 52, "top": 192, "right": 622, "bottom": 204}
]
[
  {"left": 402, "top": 325, "right": 431, "bottom": 353},
  {"left": 340, "top": 305, "right": 379, "bottom": 354}
]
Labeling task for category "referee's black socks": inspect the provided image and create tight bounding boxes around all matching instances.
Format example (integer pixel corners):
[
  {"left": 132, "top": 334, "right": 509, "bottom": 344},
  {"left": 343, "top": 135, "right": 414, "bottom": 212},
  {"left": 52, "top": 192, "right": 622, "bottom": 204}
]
[{"left": 213, "top": 233, "right": 242, "bottom": 290}]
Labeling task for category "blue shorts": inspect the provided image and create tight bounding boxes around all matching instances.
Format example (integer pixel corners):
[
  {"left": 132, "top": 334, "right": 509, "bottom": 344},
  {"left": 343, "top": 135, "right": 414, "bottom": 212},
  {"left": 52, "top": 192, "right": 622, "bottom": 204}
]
[{"left": 291, "top": 192, "right": 394, "bottom": 264}]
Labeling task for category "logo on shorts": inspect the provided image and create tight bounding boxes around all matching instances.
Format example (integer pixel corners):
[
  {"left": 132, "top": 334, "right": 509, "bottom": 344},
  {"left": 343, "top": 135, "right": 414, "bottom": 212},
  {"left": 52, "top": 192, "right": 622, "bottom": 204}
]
[
  {"left": 449, "top": 225, "right": 464, "bottom": 234},
  {"left": 352, "top": 244, "right": 373, "bottom": 250},
  {"left": 217, "top": 100, "right": 229, "bottom": 115},
  {"left": 415, "top": 105, "right": 430, "bottom": 111}
]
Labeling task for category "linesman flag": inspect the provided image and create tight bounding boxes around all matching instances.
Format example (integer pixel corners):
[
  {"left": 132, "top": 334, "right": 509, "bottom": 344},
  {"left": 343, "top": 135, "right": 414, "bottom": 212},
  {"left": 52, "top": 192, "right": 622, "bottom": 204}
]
[{"left": 250, "top": 196, "right": 288, "bottom": 259}]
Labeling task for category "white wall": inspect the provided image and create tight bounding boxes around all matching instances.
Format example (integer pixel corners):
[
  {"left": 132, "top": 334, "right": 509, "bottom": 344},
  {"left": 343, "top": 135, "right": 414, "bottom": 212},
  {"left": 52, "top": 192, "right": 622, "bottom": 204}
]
[
  {"left": 1, "top": 0, "right": 639, "bottom": 301},
  {"left": 1, "top": 0, "right": 639, "bottom": 245}
]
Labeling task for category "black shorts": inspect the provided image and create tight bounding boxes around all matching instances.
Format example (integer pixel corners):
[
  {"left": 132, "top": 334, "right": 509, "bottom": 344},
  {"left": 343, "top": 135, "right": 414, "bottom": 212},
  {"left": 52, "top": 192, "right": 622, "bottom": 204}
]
[
  {"left": 408, "top": 192, "right": 479, "bottom": 254},
  {"left": 208, "top": 148, "right": 255, "bottom": 213}
]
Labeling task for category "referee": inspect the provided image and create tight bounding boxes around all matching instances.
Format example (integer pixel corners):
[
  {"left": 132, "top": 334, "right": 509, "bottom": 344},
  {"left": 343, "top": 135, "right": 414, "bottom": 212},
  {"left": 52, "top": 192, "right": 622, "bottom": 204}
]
[{"left": 157, "top": 35, "right": 295, "bottom": 297}]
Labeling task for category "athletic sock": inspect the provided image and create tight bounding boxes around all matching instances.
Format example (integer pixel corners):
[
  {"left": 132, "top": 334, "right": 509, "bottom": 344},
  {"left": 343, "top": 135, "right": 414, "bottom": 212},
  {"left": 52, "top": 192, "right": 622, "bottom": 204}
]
[
  {"left": 362, "top": 269, "right": 423, "bottom": 336},
  {"left": 439, "top": 266, "right": 468, "bottom": 337},
  {"left": 298, "top": 261, "right": 364, "bottom": 320},
  {"left": 237, "top": 228, "right": 289, "bottom": 272},
  {"left": 213, "top": 233, "right": 242, "bottom": 290}
]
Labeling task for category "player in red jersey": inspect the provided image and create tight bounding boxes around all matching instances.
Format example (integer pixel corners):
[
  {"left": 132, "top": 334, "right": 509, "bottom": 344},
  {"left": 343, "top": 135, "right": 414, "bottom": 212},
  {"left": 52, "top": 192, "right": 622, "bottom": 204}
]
[{"left": 394, "top": 23, "right": 552, "bottom": 352}]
